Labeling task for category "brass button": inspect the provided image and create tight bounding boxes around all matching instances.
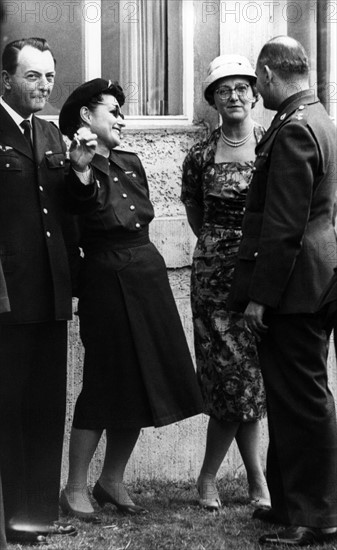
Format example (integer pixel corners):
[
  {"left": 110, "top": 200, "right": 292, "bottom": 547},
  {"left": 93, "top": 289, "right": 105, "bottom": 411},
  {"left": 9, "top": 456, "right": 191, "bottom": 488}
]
[
  {"left": 113, "top": 177, "right": 118, "bottom": 182},
  {"left": 46, "top": 231, "right": 51, "bottom": 238},
  {"left": 5, "top": 163, "right": 10, "bottom": 168},
  {"left": 135, "top": 223, "right": 140, "bottom": 228},
  {"left": 39, "top": 186, "right": 44, "bottom": 191},
  {"left": 43, "top": 208, "right": 48, "bottom": 214},
  {"left": 130, "top": 205, "right": 135, "bottom": 211},
  {"left": 254, "top": 252, "right": 258, "bottom": 257},
  {"left": 122, "top": 193, "right": 127, "bottom": 198}
]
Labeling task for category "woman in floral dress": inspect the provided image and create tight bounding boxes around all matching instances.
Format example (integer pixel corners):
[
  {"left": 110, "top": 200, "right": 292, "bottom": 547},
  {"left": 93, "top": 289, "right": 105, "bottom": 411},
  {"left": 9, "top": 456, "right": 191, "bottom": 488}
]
[{"left": 181, "top": 55, "right": 270, "bottom": 510}]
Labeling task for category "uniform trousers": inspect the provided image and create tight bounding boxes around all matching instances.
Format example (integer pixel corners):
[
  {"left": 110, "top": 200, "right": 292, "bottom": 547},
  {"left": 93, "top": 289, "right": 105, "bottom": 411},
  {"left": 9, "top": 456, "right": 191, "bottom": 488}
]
[
  {"left": 0, "top": 322, "right": 67, "bottom": 528},
  {"left": 257, "top": 312, "right": 337, "bottom": 528}
]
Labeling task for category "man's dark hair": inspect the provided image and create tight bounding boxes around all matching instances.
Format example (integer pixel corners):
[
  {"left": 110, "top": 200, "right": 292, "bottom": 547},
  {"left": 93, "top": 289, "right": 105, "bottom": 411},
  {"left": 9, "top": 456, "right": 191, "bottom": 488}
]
[
  {"left": 2, "top": 37, "right": 55, "bottom": 74},
  {"left": 257, "top": 36, "right": 309, "bottom": 79}
]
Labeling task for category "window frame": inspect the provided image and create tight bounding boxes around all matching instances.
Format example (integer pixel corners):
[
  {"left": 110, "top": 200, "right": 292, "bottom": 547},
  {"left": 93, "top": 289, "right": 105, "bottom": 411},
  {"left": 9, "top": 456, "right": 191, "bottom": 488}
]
[{"left": 45, "top": 0, "right": 194, "bottom": 127}]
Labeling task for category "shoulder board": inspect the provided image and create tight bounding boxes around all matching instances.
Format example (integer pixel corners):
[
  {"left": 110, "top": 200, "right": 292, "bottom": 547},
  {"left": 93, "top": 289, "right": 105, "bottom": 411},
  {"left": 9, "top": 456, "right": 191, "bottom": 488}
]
[{"left": 288, "top": 104, "right": 308, "bottom": 123}]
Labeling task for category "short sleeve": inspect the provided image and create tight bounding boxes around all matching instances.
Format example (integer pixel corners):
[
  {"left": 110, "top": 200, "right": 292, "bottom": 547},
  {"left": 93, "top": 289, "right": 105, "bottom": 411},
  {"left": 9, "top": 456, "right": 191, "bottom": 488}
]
[{"left": 181, "top": 143, "right": 204, "bottom": 209}]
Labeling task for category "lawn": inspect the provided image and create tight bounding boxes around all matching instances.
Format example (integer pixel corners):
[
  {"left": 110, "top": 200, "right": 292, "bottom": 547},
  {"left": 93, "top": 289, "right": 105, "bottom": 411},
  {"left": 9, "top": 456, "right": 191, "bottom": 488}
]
[{"left": 7, "top": 476, "right": 337, "bottom": 550}]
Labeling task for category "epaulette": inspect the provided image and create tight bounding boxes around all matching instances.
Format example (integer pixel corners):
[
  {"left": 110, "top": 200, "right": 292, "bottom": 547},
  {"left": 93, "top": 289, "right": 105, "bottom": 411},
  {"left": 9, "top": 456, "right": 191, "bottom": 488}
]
[{"left": 288, "top": 104, "right": 308, "bottom": 123}]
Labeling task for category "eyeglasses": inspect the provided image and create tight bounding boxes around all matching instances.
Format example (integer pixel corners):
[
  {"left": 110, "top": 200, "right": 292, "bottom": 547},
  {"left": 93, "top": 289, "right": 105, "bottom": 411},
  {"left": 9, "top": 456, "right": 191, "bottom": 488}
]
[{"left": 215, "top": 83, "right": 250, "bottom": 100}]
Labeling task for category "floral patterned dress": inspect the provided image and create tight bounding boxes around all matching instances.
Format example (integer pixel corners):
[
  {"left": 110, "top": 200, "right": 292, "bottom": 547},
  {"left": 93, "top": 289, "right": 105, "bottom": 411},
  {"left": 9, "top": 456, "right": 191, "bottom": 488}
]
[{"left": 181, "top": 126, "right": 266, "bottom": 422}]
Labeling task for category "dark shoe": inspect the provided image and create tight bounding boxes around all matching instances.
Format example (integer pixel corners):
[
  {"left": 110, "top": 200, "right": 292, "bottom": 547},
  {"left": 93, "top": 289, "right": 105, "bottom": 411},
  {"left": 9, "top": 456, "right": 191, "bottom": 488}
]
[
  {"left": 92, "top": 481, "right": 147, "bottom": 515},
  {"left": 252, "top": 507, "right": 287, "bottom": 525},
  {"left": 259, "top": 526, "right": 337, "bottom": 546},
  {"left": 6, "top": 528, "right": 47, "bottom": 545},
  {"left": 37, "top": 521, "right": 78, "bottom": 536},
  {"left": 60, "top": 489, "right": 102, "bottom": 524}
]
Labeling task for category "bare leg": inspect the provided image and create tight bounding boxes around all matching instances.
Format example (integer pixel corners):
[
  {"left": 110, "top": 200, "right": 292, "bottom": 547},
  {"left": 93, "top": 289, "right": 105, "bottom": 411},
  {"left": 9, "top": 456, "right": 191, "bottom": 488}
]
[
  {"left": 235, "top": 421, "right": 270, "bottom": 504},
  {"left": 198, "top": 417, "right": 239, "bottom": 508},
  {"left": 200, "top": 417, "right": 239, "bottom": 477},
  {"left": 64, "top": 427, "right": 102, "bottom": 513},
  {"left": 98, "top": 428, "right": 140, "bottom": 506}
]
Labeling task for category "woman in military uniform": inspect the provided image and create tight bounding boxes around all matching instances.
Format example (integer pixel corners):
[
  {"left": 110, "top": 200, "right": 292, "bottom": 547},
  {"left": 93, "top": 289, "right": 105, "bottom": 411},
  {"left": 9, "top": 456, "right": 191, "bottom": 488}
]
[{"left": 58, "top": 79, "right": 203, "bottom": 521}]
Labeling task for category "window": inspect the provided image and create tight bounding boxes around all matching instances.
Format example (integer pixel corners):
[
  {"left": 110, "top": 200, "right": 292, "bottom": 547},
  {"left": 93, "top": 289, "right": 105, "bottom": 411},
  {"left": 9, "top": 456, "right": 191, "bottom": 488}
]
[
  {"left": 101, "top": 0, "right": 183, "bottom": 116},
  {"left": 0, "top": 0, "right": 193, "bottom": 123}
]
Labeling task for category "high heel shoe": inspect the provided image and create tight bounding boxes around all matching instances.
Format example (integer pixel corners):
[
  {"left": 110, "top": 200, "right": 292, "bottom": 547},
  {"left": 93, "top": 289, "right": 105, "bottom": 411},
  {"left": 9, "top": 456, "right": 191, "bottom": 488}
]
[
  {"left": 92, "top": 481, "right": 147, "bottom": 515},
  {"left": 59, "top": 489, "right": 102, "bottom": 524},
  {"left": 197, "top": 475, "right": 221, "bottom": 511}
]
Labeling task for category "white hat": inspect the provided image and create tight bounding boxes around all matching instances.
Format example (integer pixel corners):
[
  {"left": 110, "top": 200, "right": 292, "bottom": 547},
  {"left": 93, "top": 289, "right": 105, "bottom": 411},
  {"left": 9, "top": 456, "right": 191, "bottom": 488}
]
[{"left": 204, "top": 54, "right": 256, "bottom": 101}]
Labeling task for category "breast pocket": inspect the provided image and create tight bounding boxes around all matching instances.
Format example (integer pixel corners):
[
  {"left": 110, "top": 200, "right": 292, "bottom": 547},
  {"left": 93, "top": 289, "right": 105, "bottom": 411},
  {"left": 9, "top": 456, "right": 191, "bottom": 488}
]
[
  {"left": 0, "top": 152, "right": 22, "bottom": 172},
  {"left": 45, "top": 152, "right": 66, "bottom": 169}
]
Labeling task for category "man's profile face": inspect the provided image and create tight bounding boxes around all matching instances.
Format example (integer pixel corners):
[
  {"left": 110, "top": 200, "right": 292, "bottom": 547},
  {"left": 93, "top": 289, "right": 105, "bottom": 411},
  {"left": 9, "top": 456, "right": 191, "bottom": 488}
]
[{"left": 3, "top": 45, "right": 55, "bottom": 117}]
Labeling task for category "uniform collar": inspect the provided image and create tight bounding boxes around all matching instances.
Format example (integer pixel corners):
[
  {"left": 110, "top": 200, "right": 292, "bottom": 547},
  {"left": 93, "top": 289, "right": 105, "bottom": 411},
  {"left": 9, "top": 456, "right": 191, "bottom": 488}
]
[
  {"left": 0, "top": 96, "right": 33, "bottom": 130},
  {"left": 276, "top": 89, "right": 317, "bottom": 120}
]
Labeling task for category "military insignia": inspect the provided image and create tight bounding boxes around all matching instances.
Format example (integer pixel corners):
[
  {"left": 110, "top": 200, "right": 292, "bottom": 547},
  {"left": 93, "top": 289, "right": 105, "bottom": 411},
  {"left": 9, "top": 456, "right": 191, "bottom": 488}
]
[
  {"left": 280, "top": 113, "right": 286, "bottom": 120},
  {"left": 295, "top": 113, "right": 304, "bottom": 120},
  {"left": 0, "top": 145, "right": 13, "bottom": 151}
]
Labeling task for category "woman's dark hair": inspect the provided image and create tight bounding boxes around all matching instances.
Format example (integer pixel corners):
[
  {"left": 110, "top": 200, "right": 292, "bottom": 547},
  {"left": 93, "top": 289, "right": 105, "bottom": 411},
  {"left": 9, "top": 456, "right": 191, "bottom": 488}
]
[
  {"left": 2, "top": 37, "right": 55, "bottom": 74},
  {"left": 66, "top": 81, "right": 126, "bottom": 139},
  {"left": 205, "top": 78, "right": 259, "bottom": 109},
  {"left": 257, "top": 36, "right": 309, "bottom": 79}
]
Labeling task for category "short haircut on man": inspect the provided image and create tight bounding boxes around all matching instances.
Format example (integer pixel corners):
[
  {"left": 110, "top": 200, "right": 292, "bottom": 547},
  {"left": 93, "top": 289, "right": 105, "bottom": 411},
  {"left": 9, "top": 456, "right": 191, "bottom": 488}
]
[
  {"left": 2, "top": 37, "right": 55, "bottom": 74},
  {"left": 257, "top": 35, "right": 309, "bottom": 79}
]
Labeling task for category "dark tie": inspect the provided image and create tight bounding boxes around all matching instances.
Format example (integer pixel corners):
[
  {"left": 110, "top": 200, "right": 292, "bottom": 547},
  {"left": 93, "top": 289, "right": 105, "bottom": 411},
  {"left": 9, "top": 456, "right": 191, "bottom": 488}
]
[{"left": 20, "top": 119, "right": 33, "bottom": 154}]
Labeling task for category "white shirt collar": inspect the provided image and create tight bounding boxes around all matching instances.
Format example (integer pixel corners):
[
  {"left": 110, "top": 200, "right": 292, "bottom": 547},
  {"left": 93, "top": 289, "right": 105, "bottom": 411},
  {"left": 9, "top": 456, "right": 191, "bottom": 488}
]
[{"left": 0, "top": 96, "right": 33, "bottom": 131}]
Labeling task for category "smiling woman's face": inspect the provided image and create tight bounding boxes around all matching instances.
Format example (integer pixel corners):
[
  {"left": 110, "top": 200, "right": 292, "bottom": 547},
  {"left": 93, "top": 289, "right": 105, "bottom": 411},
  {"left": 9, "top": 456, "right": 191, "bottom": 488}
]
[
  {"left": 213, "top": 76, "right": 255, "bottom": 124},
  {"left": 87, "top": 94, "right": 125, "bottom": 155}
]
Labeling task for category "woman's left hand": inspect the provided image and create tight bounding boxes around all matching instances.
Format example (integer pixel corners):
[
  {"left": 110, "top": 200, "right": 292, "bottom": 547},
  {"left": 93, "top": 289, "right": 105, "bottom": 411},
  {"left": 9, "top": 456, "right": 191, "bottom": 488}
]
[{"left": 69, "top": 127, "right": 98, "bottom": 172}]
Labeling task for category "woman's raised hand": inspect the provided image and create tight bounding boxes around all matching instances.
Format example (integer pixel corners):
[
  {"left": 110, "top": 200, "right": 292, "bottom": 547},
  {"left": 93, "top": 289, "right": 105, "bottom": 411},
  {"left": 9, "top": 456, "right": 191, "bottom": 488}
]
[{"left": 69, "top": 127, "right": 98, "bottom": 172}]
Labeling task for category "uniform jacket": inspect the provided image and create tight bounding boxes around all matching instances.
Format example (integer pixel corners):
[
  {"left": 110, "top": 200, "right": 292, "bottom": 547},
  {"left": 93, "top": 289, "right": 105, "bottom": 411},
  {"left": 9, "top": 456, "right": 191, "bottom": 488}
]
[
  {"left": 229, "top": 90, "right": 337, "bottom": 314},
  {"left": 66, "top": 148, "right": 154, "bottom": 252},
  {"left": 0, "top": 104, "right": 75, "bottom": 323}
]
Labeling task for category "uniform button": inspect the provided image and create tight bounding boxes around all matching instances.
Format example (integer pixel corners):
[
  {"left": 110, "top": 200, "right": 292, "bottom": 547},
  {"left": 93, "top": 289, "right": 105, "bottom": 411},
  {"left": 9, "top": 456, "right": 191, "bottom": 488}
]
[
  {"left": 135, "top": 223, "right": 140, "bottom": 228},
  {"left": 122, "top": 193, "right": 127, "bottom": 198},
  {"left": 132, "top": 173, "right": 136, "bottom": 178},
  {"left": 254, "top": 252, "right": 258, "bottom": 257},
  {"left": 130, "top": 205, "right": 135, "bottom": 211},
  {"left": 43, "top": 208, "right": 48, "bottom": 214},
  {"left": 298, "top": 105, "right": 304, "bottom": 110},
  {"left": 5, "top": 163, "right": 10, "bottom": 168},
  {"left": 39, "top": 186, "right": 44, "bottom": 191},
  {"left": 46, "top": 231, "right": 51, "bottom": 238},
  {"left": 113, "top": 177, "right": 118, "bottom": 182},
  {"left": 60, "top": 160, "right": 64, "bottom": 166},
  {"left": 252, "top": 167, "right": 256, "bottom": 172},
  {"left": 280, "top": 113, "right": 286, "bottom": 120}
]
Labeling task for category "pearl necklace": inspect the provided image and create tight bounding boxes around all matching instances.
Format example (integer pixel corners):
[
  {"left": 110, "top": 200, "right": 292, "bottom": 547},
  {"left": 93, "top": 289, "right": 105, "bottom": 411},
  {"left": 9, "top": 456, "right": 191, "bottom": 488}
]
[{"left": 221, "top": 126, "right": 254, "bottom": 148}]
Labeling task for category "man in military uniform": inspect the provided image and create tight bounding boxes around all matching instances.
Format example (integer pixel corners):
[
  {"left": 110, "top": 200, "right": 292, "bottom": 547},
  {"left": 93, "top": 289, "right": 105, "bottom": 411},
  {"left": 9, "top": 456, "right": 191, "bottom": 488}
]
[
  {"left": 0, "top": 38, "right": 77, "bottom": 545},
  {"left": 229, "top": 36, "right": 337, "bottom": 546}
]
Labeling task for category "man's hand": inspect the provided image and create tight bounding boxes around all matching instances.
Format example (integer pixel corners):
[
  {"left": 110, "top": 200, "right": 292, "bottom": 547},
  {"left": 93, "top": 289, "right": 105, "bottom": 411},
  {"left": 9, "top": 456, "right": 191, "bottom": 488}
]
[
  {"left": 69, "top": 127, "right": 97, "bottom": 172},
  {"left": 244, "top": 301, "right": 268, "bottom": 341}
]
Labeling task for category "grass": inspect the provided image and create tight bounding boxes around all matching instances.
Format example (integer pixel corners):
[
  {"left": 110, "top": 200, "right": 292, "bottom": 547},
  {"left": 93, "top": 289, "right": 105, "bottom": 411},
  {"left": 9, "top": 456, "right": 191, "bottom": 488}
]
[{"left": 7, "top": 475, "right": 337, "bottom": 550}]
